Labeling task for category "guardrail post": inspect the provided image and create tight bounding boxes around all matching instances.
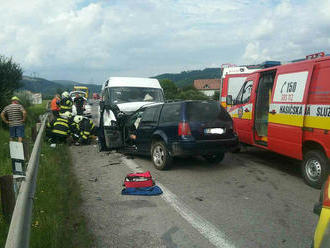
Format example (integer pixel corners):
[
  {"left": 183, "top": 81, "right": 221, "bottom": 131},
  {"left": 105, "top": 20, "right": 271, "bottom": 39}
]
[{"left": 0, "top": 175, "right": 15, "bottom": 223}]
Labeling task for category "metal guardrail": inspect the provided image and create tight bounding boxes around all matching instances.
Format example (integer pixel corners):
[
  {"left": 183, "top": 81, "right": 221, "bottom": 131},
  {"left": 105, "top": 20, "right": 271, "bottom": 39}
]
[{"left": 5, "top": 113, "right": 48, "bottom": 248}]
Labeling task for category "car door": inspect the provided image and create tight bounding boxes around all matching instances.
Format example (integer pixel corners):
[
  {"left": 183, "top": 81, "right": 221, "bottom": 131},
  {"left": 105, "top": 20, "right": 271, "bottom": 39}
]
[
  {"left": 228, "top": 76, "right": 256, "bottom": 144},
  {"left": 268, "top": 62, "right": 314, "bottom": 159},
  {"left": 135, "top": 105, "right": 162, "bottom": 153}
]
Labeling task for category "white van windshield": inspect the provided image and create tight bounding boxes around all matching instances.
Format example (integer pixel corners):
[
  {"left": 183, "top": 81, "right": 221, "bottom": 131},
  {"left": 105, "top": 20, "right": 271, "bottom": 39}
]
[{"left": 109, "top": 87, "right": 164, "bottom": 104}]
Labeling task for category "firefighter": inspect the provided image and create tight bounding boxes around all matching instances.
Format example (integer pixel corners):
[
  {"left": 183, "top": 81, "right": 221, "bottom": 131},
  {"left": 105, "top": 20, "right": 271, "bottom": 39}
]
[
  {"left": 46, "top": 111, "right": 72, "bottom": 143},
  {"left": 74, "top": 115, "right": 96, "bottom": 145},
  {"left": 59, "top": 91, "right": 73, "bottom": 114}
]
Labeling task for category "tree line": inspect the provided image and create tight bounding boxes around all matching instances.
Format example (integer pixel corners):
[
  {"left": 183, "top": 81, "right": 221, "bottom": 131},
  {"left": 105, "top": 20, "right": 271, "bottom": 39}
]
[
  {"left": 0, "top": 55, "right": 23, "bottom": 110},
  {"left": 159, "top": 79, "right": 219, "bottom": 101}
]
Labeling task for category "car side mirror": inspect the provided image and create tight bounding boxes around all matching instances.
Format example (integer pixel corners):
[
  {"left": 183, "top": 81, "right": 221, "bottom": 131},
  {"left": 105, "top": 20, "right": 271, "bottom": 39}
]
[{"left": 226, "top": 95, "right": 233, "bottom": 105}]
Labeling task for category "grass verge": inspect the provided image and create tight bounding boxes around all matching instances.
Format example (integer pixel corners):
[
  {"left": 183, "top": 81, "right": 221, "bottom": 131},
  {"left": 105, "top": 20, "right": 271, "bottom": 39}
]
[
  {"left": 0, "top": 101, "right": 93, "bottom": 247},
  {"left": 30, "top": 143, "right": 94, "bottom": 247}
]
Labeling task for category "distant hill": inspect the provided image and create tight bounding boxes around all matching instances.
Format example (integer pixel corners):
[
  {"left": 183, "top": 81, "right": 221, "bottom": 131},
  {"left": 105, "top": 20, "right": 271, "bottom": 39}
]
[
  {"left": 20, "top": 76, "right": 101, "bottom": 98},
  {"left": 19, "top": 67, "right": 221, "bottom": 98},
  {"left": 154, "top": 68, "right": 221, "bottom": 87}
]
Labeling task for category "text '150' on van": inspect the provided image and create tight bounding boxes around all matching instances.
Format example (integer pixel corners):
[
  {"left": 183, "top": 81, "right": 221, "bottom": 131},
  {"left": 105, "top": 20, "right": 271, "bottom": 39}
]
[{"left": 98, "top": 77, "right": 165, "bottom": 151}]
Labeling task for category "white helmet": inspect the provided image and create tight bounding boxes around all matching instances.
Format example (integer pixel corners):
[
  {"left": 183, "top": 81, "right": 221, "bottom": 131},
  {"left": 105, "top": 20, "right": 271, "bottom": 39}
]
[
  {"left": 60, "top": 111, "right": 72, "bottom": 119},
  {"left": 62, "top": 91, "right": 69, "bottom": 98},
  {"left": 74, "top": 115, "right": 83, "bottom": 123}
]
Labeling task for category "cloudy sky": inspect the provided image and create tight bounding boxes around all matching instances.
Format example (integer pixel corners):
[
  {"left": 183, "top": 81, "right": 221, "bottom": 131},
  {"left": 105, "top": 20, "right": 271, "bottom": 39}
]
[{"left": 0, "top": 0, "right": 329, "bottom": 83}]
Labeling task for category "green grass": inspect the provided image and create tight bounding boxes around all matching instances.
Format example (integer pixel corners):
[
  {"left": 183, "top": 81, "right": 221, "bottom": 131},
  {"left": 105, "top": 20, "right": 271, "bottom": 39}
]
[
  {"left": 0, "top": 101, "right": 93, "bottom": 247},
  {"left": 30, "top": 143, "right": 93, "bottom": 248}
]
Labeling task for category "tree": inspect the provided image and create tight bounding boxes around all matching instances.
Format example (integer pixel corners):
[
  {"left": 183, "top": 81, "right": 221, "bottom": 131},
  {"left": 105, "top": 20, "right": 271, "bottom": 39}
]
[
  {"left": 212, "top": 91, "right": 220, "bottom": 101},
  {"left": 159, "top": 79, "right": 178, "bottom": 100},
  {"left": 0, "top": 55, "right": 23, "bottom": 109},
  {"left": 178, "top": 89, "right": 210, "bottom": 100}
]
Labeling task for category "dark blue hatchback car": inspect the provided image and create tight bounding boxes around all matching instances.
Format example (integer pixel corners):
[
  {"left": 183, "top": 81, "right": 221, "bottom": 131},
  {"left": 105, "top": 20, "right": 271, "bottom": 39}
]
[{"left": 122, "top": 100, "right": 238, "bottom": 170}]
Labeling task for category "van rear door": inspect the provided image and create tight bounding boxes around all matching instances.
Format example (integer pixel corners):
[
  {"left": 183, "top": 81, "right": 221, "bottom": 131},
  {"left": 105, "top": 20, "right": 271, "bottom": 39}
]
[{"left": 267, "top": 62, "right": 314, "bottom": 159}]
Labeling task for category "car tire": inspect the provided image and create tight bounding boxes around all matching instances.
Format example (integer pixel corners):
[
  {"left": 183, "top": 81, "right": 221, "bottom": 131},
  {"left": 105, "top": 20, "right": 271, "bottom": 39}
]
[
  {"left": 151, "top": 141, "right": 172, "bottom": 170},
  {"left": 203, "top": 153, "right": 225, "bottom": 164},
  {"left": 302, "top": 150, "right": 329, "bottom": 189}
]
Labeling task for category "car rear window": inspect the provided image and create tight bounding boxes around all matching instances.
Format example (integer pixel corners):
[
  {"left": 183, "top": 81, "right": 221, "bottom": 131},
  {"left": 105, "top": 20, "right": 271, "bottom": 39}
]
[
  {"left": 160, "top": 103, "right": 181, "bottom": 123},
  {"left": 186, "top": 101, "right": 231, "bottom": 122}
]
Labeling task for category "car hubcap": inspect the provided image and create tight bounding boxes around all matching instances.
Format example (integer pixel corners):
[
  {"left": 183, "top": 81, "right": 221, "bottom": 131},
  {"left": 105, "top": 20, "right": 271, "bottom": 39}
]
[
  {"left": 153, "top": 146, "right": 164, "bottom": 167},
  {"left": 306, "top": 158, "right": 322, "bottom": 182}
]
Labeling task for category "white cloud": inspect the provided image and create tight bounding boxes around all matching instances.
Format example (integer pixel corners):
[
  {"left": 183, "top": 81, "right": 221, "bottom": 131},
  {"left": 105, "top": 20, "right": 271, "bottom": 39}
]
[{"left": 0, "top": 0, "right": 329, "bottom": 82}]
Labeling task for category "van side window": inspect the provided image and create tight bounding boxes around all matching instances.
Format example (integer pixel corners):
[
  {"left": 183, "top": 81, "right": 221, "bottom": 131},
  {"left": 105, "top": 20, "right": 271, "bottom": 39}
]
[
  {"left": 160, "top": 103, "right": 181, "bottom": 123},
  {"left": 235, "top": 80, "right": 253, "bottom": 104},
  {"left": 241, "top": 81, "right": 253, "bottom": 104}
]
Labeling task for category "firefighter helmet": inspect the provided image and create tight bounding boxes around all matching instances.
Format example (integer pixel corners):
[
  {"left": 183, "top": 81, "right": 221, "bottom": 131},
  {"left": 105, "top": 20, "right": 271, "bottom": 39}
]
[
  {"left": 74, "top": 115, "right": 83, "bottom": 123},
  {"left": 61, "top": 91, "right": 69, "bottom": 98}
]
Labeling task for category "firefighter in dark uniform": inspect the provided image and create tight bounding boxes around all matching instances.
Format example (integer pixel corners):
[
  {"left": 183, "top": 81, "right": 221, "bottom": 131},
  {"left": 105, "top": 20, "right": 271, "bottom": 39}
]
[
  {"left": 74, "top": 115, "right": 96, "bottom": 145},
  {"left": 46, "top": 111, "right": 73, "bottom": 143},
  {"left": 59, "top": 91, "right": 73, "bottom": 114}
]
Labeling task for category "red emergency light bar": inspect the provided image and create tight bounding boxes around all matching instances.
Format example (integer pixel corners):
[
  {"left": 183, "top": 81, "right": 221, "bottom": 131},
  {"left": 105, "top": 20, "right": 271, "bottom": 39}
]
[{"left": 306, "top": 52, "right": 325, "bottom": 60}]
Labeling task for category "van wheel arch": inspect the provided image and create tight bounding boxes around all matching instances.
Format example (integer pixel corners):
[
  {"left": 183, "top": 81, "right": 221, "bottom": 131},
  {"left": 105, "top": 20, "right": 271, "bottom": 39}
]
[{"left": 302, "top": 141, "right": 327, "bottom": 157}]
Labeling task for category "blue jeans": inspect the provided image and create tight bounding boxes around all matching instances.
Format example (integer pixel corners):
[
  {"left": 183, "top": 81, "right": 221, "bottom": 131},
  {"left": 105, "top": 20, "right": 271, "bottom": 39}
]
[{"left": 9, "top": 125, "right": 25, "bottom": 138}]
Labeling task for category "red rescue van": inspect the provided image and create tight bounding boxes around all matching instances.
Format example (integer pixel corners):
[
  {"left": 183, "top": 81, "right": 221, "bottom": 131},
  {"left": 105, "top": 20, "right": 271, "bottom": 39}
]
[{"left": 226, "top": 53, "right": 330, "bottom": 188}]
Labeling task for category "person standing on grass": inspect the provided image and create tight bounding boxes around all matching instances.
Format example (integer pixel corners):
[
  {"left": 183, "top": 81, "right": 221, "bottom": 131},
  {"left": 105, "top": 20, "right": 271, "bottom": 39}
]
[
  {"left": 0, "top": 96, "right": 27, "bottom": 142},
  {"left": 50, "top": 94, "right": 60, "bottom": 118}
]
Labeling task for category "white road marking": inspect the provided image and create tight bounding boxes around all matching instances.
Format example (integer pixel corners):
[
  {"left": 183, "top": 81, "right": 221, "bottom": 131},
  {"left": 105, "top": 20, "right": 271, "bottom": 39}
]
[{"left": 122, "top": 157, "right": 235, "bottom": 248}]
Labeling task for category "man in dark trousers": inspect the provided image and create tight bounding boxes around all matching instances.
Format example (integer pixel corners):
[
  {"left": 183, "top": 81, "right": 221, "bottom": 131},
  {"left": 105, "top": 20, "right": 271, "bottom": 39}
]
[
  {"left": 73, "top": 93, "right": 86, "bottom": 115},
  {"left": 1, "top": 96, "right": 27, "bottom": 142}
]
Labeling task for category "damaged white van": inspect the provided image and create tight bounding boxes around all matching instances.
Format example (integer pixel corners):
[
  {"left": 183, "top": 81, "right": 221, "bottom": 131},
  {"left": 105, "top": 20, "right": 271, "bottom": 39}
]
[{"left": 98, "top": 77, "right": 164, "bottom": 151}]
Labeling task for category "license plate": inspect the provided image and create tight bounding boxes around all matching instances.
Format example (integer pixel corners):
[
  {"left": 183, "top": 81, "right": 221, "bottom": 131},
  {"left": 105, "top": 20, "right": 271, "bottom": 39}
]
[{"left": 204, "top": 128, "right": 225, "bottom": 134}]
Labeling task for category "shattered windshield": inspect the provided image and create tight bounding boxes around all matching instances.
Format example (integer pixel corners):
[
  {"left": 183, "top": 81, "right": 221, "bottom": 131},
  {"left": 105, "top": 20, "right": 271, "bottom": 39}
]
[{"left": 109, "top": 87, "right": 164, "bottom": 104}]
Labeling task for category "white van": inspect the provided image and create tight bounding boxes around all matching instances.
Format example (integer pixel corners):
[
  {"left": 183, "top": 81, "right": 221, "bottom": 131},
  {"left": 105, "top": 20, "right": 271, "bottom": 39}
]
[{"left": 98, "top": 77, "right": 164, "bottom": 150}]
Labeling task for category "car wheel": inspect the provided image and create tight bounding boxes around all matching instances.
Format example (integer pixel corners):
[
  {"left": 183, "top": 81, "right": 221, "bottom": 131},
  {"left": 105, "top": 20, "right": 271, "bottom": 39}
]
[
  {"left": 151, "top": 141, "right": 172, "bottom": 170},
  {"left": 203, "top": 153, "right": 225, "bottom": 164},
  {"left": 302, "top": 150, "right": 329, "bottom": 189}
]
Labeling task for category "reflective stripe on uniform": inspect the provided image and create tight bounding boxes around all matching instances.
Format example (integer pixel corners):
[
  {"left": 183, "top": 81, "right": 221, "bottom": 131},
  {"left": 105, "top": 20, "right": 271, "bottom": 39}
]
[
  {"left": 52, "top": 129, "right": 68, "bottom": 135},
  {"left": 54, "top": 121, "right": 69, "bottom": 128},
  {"left": 60, "top": 105, "right": 71, "bottom": 109}
]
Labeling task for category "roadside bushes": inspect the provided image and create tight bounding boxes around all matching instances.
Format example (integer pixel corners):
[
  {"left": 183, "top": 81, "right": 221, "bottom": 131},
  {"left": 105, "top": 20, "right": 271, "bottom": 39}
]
[{"left": 0, "top": 55, "right": 23, "bottom": 110}]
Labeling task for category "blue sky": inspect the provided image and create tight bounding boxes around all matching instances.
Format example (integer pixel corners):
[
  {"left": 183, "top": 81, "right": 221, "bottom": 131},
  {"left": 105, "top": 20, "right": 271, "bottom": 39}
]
[{"left": 0, "top": 0, "right": 329, "bottom": 83}]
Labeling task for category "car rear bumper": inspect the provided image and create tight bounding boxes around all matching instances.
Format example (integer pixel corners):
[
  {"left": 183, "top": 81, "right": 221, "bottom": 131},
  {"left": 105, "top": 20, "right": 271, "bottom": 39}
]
[{"left": 170, "top": 136, "right": 239, "bottom": 156}]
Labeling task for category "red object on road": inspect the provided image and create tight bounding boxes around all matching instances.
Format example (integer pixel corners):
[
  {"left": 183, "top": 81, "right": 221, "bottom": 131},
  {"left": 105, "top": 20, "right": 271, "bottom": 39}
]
[{"left": 124, "top": 171, "right": 155, "bottom": 188}]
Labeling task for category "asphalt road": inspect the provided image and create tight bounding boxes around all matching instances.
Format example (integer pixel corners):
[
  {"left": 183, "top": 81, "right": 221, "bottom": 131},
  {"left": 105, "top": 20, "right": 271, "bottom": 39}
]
[{"left": 73, "top": 101, "right": 320, "bottom": 248}]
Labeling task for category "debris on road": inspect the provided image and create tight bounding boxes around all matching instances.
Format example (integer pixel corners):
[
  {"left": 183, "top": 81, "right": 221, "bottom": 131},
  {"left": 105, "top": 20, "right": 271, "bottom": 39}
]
[{"left": 89, "top": 177, "right": 98, "bottom": 182}]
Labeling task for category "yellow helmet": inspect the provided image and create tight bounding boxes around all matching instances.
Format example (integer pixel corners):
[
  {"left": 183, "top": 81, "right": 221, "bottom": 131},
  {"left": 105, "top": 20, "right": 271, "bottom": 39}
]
[
  {"left": 74, "top": 115, "right": 83, "bottom": 123},
  {"left": 61, "top": 91, "right": 69, "bottom": 98},
  {"left": 11, "top": 96, "right": 20, "bottom": 101}
]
